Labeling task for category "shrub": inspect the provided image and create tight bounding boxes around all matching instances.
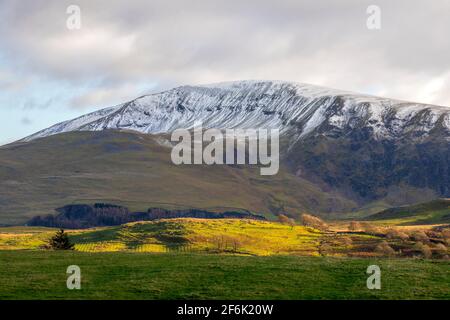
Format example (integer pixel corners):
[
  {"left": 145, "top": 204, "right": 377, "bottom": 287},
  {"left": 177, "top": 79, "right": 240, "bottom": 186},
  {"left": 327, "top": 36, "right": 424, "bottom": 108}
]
[
  {"left": 441, "top": 229, "right": 450, "bottom": 242},
  {"left": 48, "top": 229, "right": 74, "bottom": 250},
  {"left": 375, "top": 241, "right": 395, "bottom": 256},
  {"left": 348, "top": 221, "right": 361, "bottom": 231},
  {"left": 361, "top": 222, "right": 382, "bottom": 235},
  {"left": 320, "top": 243, "right": 333, "bottom": 254},
  {"left": 413, "top": 242, "right": 432, "bottom": 259},
  {"left": 410, "top": 230, "right": 429, "bottom": 242},
  {"left": 340, "top": 236, "right": 353, "bottom": 246},
  {"left": 277, "top": 214, "right": 296, "bottom": 227},
  {"left": 301, "top": 214, "right": 328, "bottom": 231},
  {"left": 385, "top": 228, "right": 409, "bottom": 241},
  {"left": 434, "top": 243, "right": 448, "bottom": 256}
]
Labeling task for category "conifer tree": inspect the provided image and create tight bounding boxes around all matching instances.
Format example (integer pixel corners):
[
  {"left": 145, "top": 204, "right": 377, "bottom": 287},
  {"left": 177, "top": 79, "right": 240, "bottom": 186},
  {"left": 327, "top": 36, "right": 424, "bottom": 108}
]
[{"left": 48, "top": 229, "right": 74, "bottom": 250}]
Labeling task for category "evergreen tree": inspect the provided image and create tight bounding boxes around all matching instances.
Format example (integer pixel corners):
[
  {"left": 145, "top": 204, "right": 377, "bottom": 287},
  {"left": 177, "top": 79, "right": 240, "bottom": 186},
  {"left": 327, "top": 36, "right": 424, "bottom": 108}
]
[{"left": 48, "top": 229, "right": 74, "bottom": 250}]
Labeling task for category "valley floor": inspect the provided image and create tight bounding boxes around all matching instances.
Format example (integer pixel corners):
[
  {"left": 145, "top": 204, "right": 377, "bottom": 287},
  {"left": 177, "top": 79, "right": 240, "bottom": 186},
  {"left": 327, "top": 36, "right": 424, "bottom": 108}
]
[{"left": 0, "top": 251, "right": 448, "bottom": 300}]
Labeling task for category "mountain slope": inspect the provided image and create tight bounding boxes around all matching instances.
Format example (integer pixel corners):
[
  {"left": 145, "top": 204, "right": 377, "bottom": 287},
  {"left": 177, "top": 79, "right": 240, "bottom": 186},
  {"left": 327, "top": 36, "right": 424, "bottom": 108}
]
[
  {"left": 286, "top": 126, "right": 449, "bottom": 204},
  {"left": 0, "top": 130, "right": 355, "bottom": 225},
  {"left": 366, "top": 199, "right": 450, "bottom": 225},
  {"left": 2, "top": 80, "right": 449, "bottom": 224}
]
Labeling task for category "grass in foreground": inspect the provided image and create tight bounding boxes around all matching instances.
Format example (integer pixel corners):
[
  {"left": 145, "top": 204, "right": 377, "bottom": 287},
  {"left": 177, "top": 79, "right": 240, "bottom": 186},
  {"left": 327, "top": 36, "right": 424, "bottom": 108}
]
[{"left": 0, "top": 251, "right": 448, "bottom": 300}]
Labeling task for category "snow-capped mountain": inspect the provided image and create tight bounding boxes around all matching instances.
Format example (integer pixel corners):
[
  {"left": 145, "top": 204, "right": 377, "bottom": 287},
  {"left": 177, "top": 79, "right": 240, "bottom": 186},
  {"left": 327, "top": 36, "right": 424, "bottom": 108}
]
[
  {"left": 23, "top": 80, "right": 450, "bottom": 142},
  {"left": 3, "top": 81, "right": 449, "bottom": 219}
]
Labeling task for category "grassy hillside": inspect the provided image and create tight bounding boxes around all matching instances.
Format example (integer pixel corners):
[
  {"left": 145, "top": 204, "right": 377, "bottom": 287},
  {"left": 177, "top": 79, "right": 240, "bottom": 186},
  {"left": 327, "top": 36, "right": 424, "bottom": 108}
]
[
  {"left": 73, "top": 219, "right": 323, "bottom": 255},
  {"left": 0, "top": 219, "right": 322, "bottom": 255},
  {"left": 2, "top": 218, "right": 449, "bottom": 259},
  {"left": 366, "top": 199, "right": 450, "bottom": 225},
  {"left": 0, "top": 130, "right": 356, "bottom": 225},
  {"left": 0, "top": 251, "right": 449, "bottom": 299}
]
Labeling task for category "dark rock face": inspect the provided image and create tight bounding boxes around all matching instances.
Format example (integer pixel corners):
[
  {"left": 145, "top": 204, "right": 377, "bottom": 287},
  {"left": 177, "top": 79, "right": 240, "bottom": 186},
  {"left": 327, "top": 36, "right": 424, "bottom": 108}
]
[
  {"left": 27, "top": 203, "right": 266, "bottom": 229},
  {"left": 285, "top": 129, "right": 449, "bottom": 203}
]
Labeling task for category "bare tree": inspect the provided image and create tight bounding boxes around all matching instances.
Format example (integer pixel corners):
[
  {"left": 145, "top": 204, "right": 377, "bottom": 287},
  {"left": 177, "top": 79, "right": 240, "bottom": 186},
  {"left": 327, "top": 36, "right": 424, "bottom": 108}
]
[
  {"left": 348, "top": 221, "right": 361, "bottom": 231},
  {"left": 411, "top": 230, "right": 429, "bottom": 243},
  {"left": 278, "top": 214, "right": 296, "bottom": 228},
  {"left": 232, "top": 240, "right": 241, "bottom": 253},
  {"left": 386, "top": 228, "right": 409, "bottom": 241},
  {"left": 375, "top": 241, "right": 395, "bottom": 256},
  {"left": 301, "top": 213, "right": 328, "bottom": 231},
  {"left": 340, "top": 236, "right": 353, "bottom": 246},
  {"left": 414, "top": 242, "right": 432, "bottom": 259},
  {"left": 361, "top": 222, "right": 382, "bottom": 235},
  {"left": 434, "top": 243, "right": 448, "bottom": 257}
]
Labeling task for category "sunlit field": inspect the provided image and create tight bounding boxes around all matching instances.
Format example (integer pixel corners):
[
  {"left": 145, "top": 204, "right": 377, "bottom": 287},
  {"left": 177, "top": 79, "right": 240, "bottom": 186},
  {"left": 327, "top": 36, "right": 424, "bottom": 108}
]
[{"left": 1, "top": 218, "right": 449, "bottom": 259}]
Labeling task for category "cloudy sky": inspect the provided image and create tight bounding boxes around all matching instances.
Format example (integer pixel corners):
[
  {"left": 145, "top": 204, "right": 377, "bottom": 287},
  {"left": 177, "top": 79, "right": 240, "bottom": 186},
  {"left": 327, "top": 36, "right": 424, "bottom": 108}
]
[{"left": 0, "top": 0, "right": 449, "bottom": 145}]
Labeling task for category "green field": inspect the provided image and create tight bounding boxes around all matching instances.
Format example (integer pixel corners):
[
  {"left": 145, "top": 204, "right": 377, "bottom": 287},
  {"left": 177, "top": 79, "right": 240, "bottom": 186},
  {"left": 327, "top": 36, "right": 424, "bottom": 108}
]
[
  {"left": 1, "top": 218, "right": 448, "bottom": 300},
  {"left": 0, "top": 251, "right": 448, "bottom": 299}
]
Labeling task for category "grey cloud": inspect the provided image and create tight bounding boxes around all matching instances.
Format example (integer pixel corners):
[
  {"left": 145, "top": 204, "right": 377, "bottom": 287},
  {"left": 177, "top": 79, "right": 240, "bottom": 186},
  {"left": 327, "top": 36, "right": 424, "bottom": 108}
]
[
  {"left": 22, "top": 98, "right": 54, "bottom": 110},
  {"left": 0, "top": 0, "right": 449, "bottom": 107},
  {"left": 20, "top": 116, "right": 32, "bottom": 125}
]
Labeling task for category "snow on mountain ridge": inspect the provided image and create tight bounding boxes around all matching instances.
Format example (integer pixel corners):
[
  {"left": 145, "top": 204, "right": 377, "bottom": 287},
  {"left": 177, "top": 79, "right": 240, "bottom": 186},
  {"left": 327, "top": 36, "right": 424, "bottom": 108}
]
[{"left": 22, "top": 80, "right": 450, "bottom": 142}]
